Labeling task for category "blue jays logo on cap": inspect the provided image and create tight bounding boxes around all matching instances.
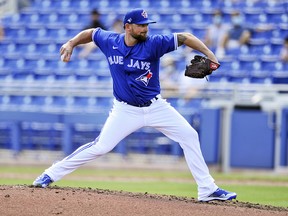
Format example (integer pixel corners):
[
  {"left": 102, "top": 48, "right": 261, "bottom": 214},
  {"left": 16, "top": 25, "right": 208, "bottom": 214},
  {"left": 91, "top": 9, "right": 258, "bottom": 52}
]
[
  {"left": 141, "top": 11, "right": 147, "bottom": 18},
  {"left": 124, "top": 8, "right": 156, "bottom": 25}
]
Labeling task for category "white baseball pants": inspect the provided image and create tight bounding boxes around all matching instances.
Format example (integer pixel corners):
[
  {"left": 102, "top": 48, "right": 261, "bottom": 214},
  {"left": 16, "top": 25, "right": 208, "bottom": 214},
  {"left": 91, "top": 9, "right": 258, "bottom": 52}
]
[{"left": 45, "top": 97, "right": 218, "bottom": 199}]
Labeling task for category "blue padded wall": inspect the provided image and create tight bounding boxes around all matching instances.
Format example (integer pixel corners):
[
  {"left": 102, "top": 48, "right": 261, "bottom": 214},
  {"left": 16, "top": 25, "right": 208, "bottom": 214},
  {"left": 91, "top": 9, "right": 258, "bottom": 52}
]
[
  {"left": 280, "top": 108, "right": 288, "bottom": 166},
  {"left": 200, "top": 108, "right": 221, "bottom": 164},
  {"left": 230, "top": 110, "right": 275, "bottom": 169}
]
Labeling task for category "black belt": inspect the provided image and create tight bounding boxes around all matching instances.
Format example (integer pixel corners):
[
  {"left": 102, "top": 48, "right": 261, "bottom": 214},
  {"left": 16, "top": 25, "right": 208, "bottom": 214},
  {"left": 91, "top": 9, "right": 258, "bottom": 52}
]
[{"left": 119, "top": 95, "right": 160, "bottom": 107}]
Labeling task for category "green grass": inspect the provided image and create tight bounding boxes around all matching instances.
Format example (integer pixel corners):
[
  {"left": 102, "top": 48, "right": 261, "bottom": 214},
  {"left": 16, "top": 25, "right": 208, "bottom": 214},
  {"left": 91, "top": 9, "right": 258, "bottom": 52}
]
[{"left": 0, "top": 165, "right": 288, "bottom": 208}]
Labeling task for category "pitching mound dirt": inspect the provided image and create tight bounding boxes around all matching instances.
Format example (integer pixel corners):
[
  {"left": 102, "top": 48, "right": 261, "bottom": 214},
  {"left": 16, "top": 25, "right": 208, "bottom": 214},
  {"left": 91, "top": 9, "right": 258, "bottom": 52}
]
[{"left": 0, "top": 185, "right": 287, "bottom": 216}]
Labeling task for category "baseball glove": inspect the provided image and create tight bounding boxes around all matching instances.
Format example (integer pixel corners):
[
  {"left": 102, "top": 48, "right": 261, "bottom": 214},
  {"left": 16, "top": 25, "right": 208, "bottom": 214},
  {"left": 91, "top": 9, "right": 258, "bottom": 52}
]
[{"left": 185, "top": 55, "right": 220, "bottom": 79}]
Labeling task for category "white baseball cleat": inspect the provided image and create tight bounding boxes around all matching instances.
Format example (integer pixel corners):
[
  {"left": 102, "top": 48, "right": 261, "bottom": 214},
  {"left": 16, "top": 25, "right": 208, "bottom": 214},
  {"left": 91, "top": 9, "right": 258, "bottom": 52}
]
[
  {"left": 33, "top": 173, "right": 53, "bottom": 188},
  {"left": 199, "top": 188, "right": 237, "bottom": 202}
]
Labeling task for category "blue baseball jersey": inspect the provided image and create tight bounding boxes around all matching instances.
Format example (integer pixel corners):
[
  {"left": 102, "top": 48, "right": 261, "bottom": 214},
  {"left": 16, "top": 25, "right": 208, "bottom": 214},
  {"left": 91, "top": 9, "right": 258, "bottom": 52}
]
[{"left": 92, "top": 28, "right": 178, "bottom": 106}]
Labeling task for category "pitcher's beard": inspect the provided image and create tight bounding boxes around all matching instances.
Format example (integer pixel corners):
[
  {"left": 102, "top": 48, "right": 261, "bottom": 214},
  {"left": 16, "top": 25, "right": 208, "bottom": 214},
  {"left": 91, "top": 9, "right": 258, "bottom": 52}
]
[{"left": 131, "top": 33, "right": 147, "bottom": 42}]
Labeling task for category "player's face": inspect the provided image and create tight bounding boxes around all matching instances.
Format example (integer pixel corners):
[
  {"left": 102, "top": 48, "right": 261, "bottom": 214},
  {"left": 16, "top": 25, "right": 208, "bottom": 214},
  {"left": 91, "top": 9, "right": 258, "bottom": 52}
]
[{"left": 130, "top": 24, "right": 149, "bottom": 41}]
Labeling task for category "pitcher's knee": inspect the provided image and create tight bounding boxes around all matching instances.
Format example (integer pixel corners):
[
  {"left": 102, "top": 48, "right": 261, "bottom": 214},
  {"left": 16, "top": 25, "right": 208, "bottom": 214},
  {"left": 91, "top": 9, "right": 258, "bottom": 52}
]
[
  {"left": 90, "top": 142, "right": 114, "bottom": 155},
  {"left": 183, "top": 127, "right": 199, "bottom": 140}
]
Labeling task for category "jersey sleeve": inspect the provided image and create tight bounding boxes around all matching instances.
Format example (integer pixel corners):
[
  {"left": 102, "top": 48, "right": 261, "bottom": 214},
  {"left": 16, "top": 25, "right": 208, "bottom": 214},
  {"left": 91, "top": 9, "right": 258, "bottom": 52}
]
[
  {"left": 92, "top": 28, "right": 111, "bottom": 53},
  {"left": 150, "top": 33, "right": 178, "bottom": 58}
]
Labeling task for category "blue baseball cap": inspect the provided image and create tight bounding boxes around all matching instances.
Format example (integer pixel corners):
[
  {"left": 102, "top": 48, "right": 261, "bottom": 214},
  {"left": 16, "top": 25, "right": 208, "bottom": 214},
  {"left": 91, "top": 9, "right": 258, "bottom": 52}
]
[{"left": 123, "top": 8, "right": 156, "bottom": 25}]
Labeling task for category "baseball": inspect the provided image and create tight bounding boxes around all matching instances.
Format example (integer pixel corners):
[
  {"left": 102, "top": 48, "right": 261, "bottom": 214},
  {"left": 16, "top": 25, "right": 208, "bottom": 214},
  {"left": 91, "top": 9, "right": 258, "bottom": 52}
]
[{"left": 61, "top": 54, "right": 65, "bottom": 62}]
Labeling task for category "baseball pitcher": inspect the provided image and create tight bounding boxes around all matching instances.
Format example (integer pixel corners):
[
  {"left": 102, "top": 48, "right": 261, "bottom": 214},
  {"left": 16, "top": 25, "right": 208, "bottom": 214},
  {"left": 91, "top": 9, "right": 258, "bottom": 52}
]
[{"left": 33, "top": 8, "right": 236, "bottom": 202}]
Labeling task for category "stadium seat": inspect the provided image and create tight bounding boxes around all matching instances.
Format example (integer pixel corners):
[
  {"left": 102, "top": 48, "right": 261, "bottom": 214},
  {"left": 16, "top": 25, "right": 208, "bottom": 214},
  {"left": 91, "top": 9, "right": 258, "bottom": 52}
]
[
  {"left": 272, "top": 72, "right": 288, "bottom": 84},
  {"left": 261, "top": 56, "right": 282, "bottom": 71},
  {"left": 33, "top": 59, "right": 55, "bottom": 80},
  {"left": 25, "top": 24, "right": 48, "bottom": 40},
  {"left": 149, "top": 24, "right": 171, "bottom": 35},
  {"left": 226, "top": 59, "right": 251, "bottom": 83},
  {"left": 265, "top": 7, "right": 288, "bottom": 24},
  {"left": 250, "top": 27, "right": 274, "bottom": 41},
  {"left": 4, "top": 25, "right": 27, "bottom": 40},
  {"left": 270, "top": 39, "right": 284, "bottom": 56},
  {"left": 267, "top": 58, "right": 288, "bottom": 84},
  {"left": 0, "top": 41, "right": 18, "bottom": 56},
  {"left": 229, "top": 71, "right": 251, "bottom": 83},
  {"left": 159, "top": 12, "right": 182, "bottom": 24},
  {"left": 37, "top": 11, "right": 59, "bottom": 24},
  {"left": 0, "top": 67, "right": 13, "bottom": 80},
  {"left": 191, "top": 24, "right": 208, "bottom": 40},
  {"left": 278, "top": 24, "right": 288, "bottom": 38},
  {"left": 28, "top": 96, "right": 46, "bottom": 107},
  {"left": 248, "top": 54, "right": 275, "bottom": 83},
  {"left": 220, "top": 0, "right": 247, "bottom": 10},
  {"left": 69, "top": 0, "right": 90, "bottom": 10},
  {"left": 15, "top": 41, "right": 36, "bottom": 54},
  {"left": 2, "top": 55, "right": 21, "bottom": 69},
  {"left": 224, "top": 47, "right": 242, "bottom": 57},
  {"left": 56, "top": 11, "right": 78, "bottom": 24},
  {"left": 19, "top": 10, "right": 41, "bottom": 24},
  {"left": 250, "top": 68, "right": 273, "bottom": 84},
  {"left": 66, "top": 25, "right": 82, "bottom": 37},
  {"left": 8, "top": 96, "right": 28, "bottom": 108},
  {"left": 249, "top": 40, "right": 272, "bottom": 56},
  {"left": 169, "top": 0, "right": 188, "bottom": 8},
  {"left": 243, "top": 8, "right": 267, "bottom": 25},
  {"left": 243, "top": 0, "right": 267, "bottom": 9},
  {"left": 46, "top": 25, "right": 69, "bottom": 40},
  {"left": 0, "top": 95, "right": 10, "bottom": 108},
  {"left": 3, "top": 13, "right": 25, "bottom": 26},
  {"left": 22, "top": 57, "right": 39, "bottom": 71},
  {"left": 12, "top": 71, "right": 33, "bottom": 81},
  {"left": 181, "top": 12, "right": 205, "bottom": 26},
  {"left": 238, "top": 55, "right": 261, "bottom": 71},
  {"left": 54, "top": 61, "right": 75, "bottom": 81},
  {"left": 46, "top": 96, "right": 67, "bottom": 111},
  {"left": 200, "top": 9, "right": 214, "bottom": 24},
  {"left": 149, "top": 0, "right": 171, "bottom": 9},
  {"left": 73, "top": 96, "right": 92, "bottom": 108},
  {"left": 74, "top": 64, "right": 94, "bottom": 80}
]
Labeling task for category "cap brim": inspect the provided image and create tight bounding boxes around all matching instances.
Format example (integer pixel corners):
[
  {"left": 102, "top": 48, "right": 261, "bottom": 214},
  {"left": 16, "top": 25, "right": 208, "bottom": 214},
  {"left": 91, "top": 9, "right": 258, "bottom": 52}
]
[{"left": 135, "top": 19, "right": 156, "bottom": 24}]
